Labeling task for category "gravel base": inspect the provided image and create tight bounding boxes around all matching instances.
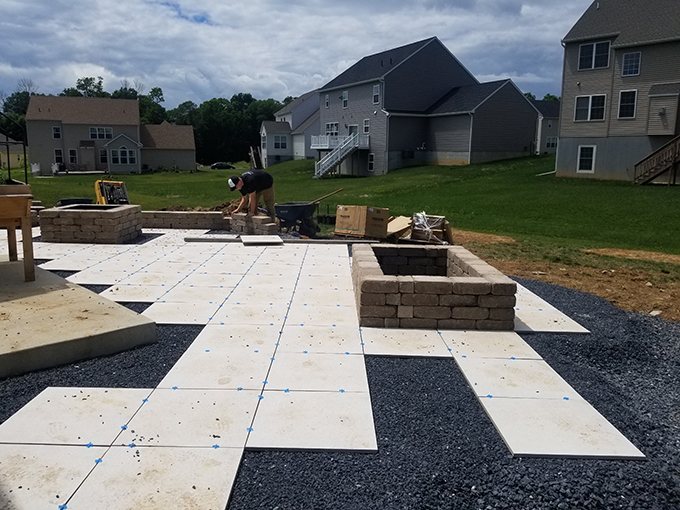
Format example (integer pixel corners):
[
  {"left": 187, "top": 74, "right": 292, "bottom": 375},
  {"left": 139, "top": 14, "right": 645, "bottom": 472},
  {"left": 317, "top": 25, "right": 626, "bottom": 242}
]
[{"left": 1, "top": 278, "right": 678, "bottom": 508}]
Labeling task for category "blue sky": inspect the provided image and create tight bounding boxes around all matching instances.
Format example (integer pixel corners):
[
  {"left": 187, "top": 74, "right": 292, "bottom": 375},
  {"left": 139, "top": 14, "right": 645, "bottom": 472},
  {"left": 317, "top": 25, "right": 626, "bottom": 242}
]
[{"left": 0, "top": 0, "right": 593, "bottom": 109}]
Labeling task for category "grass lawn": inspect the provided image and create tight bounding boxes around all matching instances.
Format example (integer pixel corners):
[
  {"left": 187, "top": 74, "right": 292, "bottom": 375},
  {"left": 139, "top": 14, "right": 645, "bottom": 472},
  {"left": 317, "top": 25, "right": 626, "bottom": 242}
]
[{"left": 25, "top": 155, "right": 680, "bottom": 256}]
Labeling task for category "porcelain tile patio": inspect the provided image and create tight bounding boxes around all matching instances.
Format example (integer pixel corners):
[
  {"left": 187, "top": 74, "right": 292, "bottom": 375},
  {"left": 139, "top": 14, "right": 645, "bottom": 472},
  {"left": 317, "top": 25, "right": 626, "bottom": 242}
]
[
  {"left": 438, "top": 330, "right": 543, "bottom": 359},
  {"left": 285, "top": 304, "right": 358, "bottom": 327},
  {"left": 265, "top": 352, "right": 369, "bottom": 392},
  {"left": 514, "top": 284, "right": 590, "bottom": 334},
  {"left": 361, "top": 327, "right": 453, "bottom": 357},
  {"left": 277, "top": 325, "right": 363, "bottom": 354},
  {"left": 143, "top": 301, "right": 222, "bottom": 325},
  {"left": 99, "top": 283, "right": 169, "bottom": 302}
]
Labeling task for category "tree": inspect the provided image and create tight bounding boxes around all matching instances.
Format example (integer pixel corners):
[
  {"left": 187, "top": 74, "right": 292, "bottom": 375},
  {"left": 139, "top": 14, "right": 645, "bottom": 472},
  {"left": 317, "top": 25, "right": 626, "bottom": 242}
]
[
  {"left": 282, "top": 96, "right": 296, "bottom": 106},
  {"left": 61, "top": 76, "right": 110, "bottom": 98},
  {"left": 111, "top": 79, "right": 139, "bottom": 100},
  {"left": 167, "top": 101, "right": 198, "bottom": 125},
  {"left": 16, "top": 78, "right": 38, "bottom": 94},
  {"left": 524, "top": 92, "right": 536, "bottom": 100},
  {"left": 2, "top": 91, "right": 31, "bottom": 116},
  {"left": 139, "top": 87, "right": 166, "bottom": 124},
  {"left": 542, "top": 93, "right": 560, "bottom": 101}
]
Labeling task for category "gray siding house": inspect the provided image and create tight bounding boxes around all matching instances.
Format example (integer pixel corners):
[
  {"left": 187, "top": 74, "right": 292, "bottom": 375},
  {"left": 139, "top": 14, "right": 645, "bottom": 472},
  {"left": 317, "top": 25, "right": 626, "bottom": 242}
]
[
  {"left": 26, "top": 96, "right": 196, "bottom": 175},
  {"left": 314, "top": 37, "right": 538, "bottom": 177},
  {"left": 533, "top": 100, "right": 560, "bottom": 155},
  {"left": 556, "top": 0, "right": 680, "bottom": 182},
  {"left": 261, "top": 90, "right": 319, "bottom": 168}
]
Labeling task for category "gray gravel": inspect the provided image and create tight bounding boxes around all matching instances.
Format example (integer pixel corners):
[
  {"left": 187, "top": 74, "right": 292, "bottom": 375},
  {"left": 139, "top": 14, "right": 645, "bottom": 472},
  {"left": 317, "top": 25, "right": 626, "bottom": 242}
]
[{"left": 1, "top": 277, "right": 678, "bottom": 509}]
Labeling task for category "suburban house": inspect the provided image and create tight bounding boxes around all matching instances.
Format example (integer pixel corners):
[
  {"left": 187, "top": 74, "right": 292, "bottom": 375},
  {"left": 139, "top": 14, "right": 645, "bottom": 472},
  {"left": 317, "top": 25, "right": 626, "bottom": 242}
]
[
  {"left": 313, "top": 36, "right": 539, "bottom": 177},
  {"left": 533, "top": 100, "right": 560, "bottom": 155},
  {"left": 260, "top": 90, "right": 319, "bottom": 168},
  {"left": 25, "top": 96, "right": 196, "bottom": 175},
  {"left": 556, "top": 0, "right": 680, "bottom": 183}
]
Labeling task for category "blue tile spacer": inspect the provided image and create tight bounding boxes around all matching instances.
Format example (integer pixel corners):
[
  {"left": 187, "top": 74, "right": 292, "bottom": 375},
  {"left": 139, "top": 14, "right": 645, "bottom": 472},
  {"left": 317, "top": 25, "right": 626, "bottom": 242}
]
[
  {"left": 128, "top": 443, "right": 135, "bottom": 448},
  {"left": 212, "top": 444, "right": 220, "bottom": 449},
  {"left": 247, "top": 427, "right": 253, "bottom": 432},
  {"left": 486, "top": 394, "right": 493, "bottom": 398},
  {"left": 462, "top": 355, "right": 467, "bottom": 358},
  {"left": 205, "top": 349, "right": 210, "bottom": 352},
  {"left": 237, "top": 387, "right": 243, "bottom": 391},
  {"left": 258, "top": 395, "right": 264, "bottom": 400},
  {"left": 172, "top": 386, "right": 178, "bottom": 390},
  {"left": 284, "top": 389, "right": 290, "bottom": 393},
  {"left": 339, "top": 389, "right": 345, "bottom": 393},
  {"left": 345, "top": 352, "right": 350, "bottom": 355},
  {"left": 95, "top": 458, "right": 103, "bottom": 464},
  {"left": 563, "top": 397, "right": 570, "bottom": 400},
  {"left": 263, "top": 381, "right": 268, "bottom": 385},
  {"left": 510, "top": 356, "right": 516, "bottom": 360},
  {"left": 59, "top": 504, "right": 68, "bottom": 510},
  {"left": 121, "top": 425, "right": 127, "bottom": 430},
  {"left": 86, "top": 442, "right": 94, "bottom": 448}
]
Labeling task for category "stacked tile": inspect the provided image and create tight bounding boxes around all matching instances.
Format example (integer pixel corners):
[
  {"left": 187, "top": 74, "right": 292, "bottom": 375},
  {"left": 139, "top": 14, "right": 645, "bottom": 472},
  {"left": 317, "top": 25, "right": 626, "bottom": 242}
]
[
  {"left": 40, "top": 205, "right": 142, "bottom": 244},
  {"left": 141, "top": 211, "right": 231, "bottom": 230},
  {"left": 352, "top": 244, "right": 516, "bottom": 330},
  {"left": 230, "top": 213, "right": 278, "bottom": 235}
]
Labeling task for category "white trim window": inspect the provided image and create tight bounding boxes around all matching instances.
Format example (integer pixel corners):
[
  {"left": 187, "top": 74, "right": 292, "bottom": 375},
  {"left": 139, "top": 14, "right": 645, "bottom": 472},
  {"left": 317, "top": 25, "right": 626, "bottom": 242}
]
[
  {"left": 54, "top": 149, "right": 64, "bottom": 163},
  {"left": 68, "top": 149, "right": 77, "bottom": 164},
  {"left": 618, "top": 90, "right": 637, "bottom": 119},
  {"left": 577, "top": 145, "right": 596, "bottom": 173},
  {"left": 99, "top": 149, "right": 107, "bottom": 164},
  {"left": 373, "top": 84, "right": 380, "bottom": 104},
  {"left": 274, "top": 135, "right": 287, "bottom": 149},
  {"left": 578, "top": 41, "right": 610, "bottom": 70},
  {"left": 89, "top": 127, "right": 113, "bottom": 139},
  {"left": 342, "top": 90, "right": 348, "bottom": 109},
  {"left": 546, "top": 137, "right": 558, "bottom": 149},
  {"left": 368, "top": 153, "right": 375, "bottom": 172},
  {"left": 52, "top": 126, "right": 61, "bottom": 139},
  {"left": 325, "top": 94, "right": 329, "bottom": 109},
  {"left": 325, "top": 122, "right": 339, "bottom": 136},
  {"left": 261, "top": 134, "right": 266, "bottom": 150},
  {"left": 363, "top": 119, "right": 370, "bottom": 134},
  {"left": 574, "top": 95, "right": 606, "bottom": 121},
  {"left": 622, "top": 52, "right": 641, "bottom": 76},
  {"left": 111, "top": 146, "right": 136, "bottom": 165}
]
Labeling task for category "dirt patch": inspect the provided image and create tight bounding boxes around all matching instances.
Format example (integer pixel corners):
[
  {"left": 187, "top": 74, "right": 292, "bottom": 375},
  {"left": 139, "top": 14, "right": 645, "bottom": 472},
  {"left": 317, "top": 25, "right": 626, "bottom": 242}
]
[
  {"left": 584, "top": 248, "right": 680, "bottom": 266},
  {"left": 158, "top": 198, "right": 242, "bottom": 215}
]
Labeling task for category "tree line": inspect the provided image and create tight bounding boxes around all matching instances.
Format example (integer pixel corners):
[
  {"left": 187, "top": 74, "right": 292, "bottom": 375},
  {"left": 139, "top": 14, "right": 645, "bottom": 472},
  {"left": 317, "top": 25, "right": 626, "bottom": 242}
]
[{"left": 0, "top": 77, "right": 292, "bottom": 164}]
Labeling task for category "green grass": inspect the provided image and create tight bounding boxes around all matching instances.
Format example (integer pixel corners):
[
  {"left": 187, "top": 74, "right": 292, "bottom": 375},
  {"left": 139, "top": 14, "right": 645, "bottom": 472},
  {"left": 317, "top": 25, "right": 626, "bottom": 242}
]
[{"left": 25, "top": 155, "right": 680, "bottom": 255}]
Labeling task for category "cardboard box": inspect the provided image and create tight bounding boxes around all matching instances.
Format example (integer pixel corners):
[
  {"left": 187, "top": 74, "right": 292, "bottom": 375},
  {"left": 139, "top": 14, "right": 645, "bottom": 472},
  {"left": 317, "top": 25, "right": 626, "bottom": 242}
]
[{"left": 335, "top": 205, "right": 389, "bottom": 238}]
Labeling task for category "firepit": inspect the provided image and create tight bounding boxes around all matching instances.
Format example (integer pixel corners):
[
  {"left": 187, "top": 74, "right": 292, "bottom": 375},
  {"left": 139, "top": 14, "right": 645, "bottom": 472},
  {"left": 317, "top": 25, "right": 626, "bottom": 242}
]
[{"left": 39, "top": 203, "right": 142, "bottom": 244}]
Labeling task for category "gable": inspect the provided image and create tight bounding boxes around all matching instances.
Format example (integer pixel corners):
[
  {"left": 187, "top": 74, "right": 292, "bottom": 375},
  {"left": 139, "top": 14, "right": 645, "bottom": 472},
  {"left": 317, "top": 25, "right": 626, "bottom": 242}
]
[
  {"left": 26, "top": 96, "right": 139, "bottom": 125},
  {"left": 140, "top": 122, "right": 195, "bottom": 150}
]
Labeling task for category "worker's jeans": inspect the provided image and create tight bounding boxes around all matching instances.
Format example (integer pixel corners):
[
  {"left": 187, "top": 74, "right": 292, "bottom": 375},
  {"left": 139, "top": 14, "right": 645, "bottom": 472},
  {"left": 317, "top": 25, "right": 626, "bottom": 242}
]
[{"left": 255, "top": 185, "right": 275, "bottom": 219}]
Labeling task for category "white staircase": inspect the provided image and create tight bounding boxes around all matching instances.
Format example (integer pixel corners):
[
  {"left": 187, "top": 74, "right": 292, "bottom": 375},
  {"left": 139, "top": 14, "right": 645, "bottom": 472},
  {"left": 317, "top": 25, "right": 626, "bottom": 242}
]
[{"left": 314, "top": 133, "right": 360, "bottom": 178}]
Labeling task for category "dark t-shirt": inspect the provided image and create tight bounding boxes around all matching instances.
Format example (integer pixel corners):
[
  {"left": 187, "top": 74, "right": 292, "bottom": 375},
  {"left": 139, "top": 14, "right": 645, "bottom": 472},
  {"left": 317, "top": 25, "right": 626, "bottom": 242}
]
[{"left": 239, "top": 170, "right": 273, "bottom": 195}]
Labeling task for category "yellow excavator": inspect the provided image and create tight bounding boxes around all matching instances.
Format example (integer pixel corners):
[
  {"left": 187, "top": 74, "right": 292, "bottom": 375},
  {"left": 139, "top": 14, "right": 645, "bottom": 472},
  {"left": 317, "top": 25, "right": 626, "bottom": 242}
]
[{"left": 95, "top": 180, "right": 130, "bottom": 205}]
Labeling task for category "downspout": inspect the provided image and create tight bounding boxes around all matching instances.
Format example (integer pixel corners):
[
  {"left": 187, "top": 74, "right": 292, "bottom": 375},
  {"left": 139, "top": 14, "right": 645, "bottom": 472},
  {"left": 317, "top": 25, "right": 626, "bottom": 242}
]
[
  {"left": 536, "top": 114, "right": 544, "bottom": 155},
  {"left": 468, "top": 112, "right": 473, "bottom": 164},
  {"left": 381, "top": 77, "right": 388, "bottom": 175}
]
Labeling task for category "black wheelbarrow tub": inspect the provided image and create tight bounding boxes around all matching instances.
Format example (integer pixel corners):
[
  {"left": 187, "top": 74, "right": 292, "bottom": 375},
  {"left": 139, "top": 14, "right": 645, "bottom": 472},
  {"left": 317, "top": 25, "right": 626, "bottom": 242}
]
[{"left": 275, "top": 202, "right": 317, "bottom": 222}]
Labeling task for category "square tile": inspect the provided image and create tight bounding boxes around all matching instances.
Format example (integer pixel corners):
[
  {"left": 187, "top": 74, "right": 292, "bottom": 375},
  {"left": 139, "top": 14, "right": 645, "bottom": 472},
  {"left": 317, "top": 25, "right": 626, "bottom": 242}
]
[
  {"left": 181, "top": 272, "right": 245, "bottom": 287},
  {"left": 156, "top": 284, "right": 232, "bottom": 304},
  {"left": 286, "top": 304, "right": 358, "bottom": 327},
  {"left": 361, "top": 327, "right": 452, "bottom": 357},
  {"left": 118, "top": 389, "right": 259, "bottom": 447},
  {"left": 65, "top": 445, "right": 243, "bottom": 510},
  {"left": 116, "top": 271, "right": 186, "bottom": 287},
  {"left": 141, "top": 260, "right": 203, "bottom": 274},
  {"left": 480, "top": 397, "right": 645, "bottom": 459},
  {"left": 247, "top": 391, "right": 377, "bottom": 452},
  {"left": 278, "top": 325, "right": 363, "bottom": 354},
  {"left": 266, "top": 352, "right": 369, "bottom": 392},
  {"left": 0, "top": 444, "right": 107, "bottom": 509},
  {"left": 209, "top": 302, "right": 289, "bottom": 326},
  {"left": 189, "top": 323, "right": 281, "bottom": 351},
  {"left": 291, "top": 287, "right": 356, "bottom": 307},
  {"left": 227, "top": 284, "right": 293, "bottom": 304},
  {"left": 0, "top": 387, "right": 152, "bottom": 446},
  {"left": 514, "top": 284, "right": 589, "bottom": 334},
  {"left": 438, "top": 330, "right": 543, "bottom": 359},
  {"left": 143, "top": 301, "right": 221, "bottom": 324},
  {"left": 455, "top": 357, "right": 582, "bottom": 399},
  {"left": 99, "top": 283, "right": 168, "bottom": 302},
  {"left": 66, "top": 269, "right": 130, "bottom": 285}
]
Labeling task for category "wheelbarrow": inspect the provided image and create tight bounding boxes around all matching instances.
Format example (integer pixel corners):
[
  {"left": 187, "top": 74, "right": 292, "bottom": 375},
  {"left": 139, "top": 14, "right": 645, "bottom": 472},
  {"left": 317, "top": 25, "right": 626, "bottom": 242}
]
[{"left": 275, "top": 188, "right": 343, "bottom": 237}]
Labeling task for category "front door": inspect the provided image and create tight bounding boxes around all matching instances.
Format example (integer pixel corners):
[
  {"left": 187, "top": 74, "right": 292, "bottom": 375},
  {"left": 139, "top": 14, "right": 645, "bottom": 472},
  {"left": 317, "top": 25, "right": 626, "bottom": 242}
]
[{"left": 348, "top": 125, "right": 358, "bottom": 136}]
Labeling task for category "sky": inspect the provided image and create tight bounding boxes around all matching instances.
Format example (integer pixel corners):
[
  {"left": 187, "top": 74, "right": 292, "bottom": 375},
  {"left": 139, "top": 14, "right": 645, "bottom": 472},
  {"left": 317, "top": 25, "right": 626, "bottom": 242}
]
[{"left": 0, "top": 0, "right": 593, "bottom": 110}]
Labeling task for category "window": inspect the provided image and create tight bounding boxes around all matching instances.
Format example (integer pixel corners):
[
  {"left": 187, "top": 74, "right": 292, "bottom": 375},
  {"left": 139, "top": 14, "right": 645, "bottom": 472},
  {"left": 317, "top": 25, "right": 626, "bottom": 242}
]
[
  {"left": 548, "top": 120, "right": 553, "bottom": 128},
  {"left": 618, "top": 90, "right": 637, "bottom": 119},
  {"left": 325, "top": 122, "right": 339, "bottom": 136},
  {"left": 574, "top": 95, "right": 606, "bottom": 121},
  {"left": 54, "top": 149, "right": 63, "bottom": 163},
  {"left": 261, "top": 134, "right": 266, "bottom": 150},
  {"left": 363, "top": 119, "right": 370, "bottom": 134},
  {"left": 325, "top": 94, "right": 329, "bottom": 108},
  {"left": 368, "top": 153, "right": 375, "bottom": 172},
  {"left": 68, "top": 149, "right": 77, "bottom": 164},
  {"left": 274, "top": 135, "right": 287, "bottom": 149},
  {"left": 90, "top": 127, "right": 113, "bottom": 139},
  {"left": 373, "top": 84, "right": 380, "bottom": 104},
  {"left": 99, "top": 149, "right": 107, "bottom": 164},
  {"left": 578, "top": 41, "right": 610, "bottom": 70},
  {"left": 111, "top": 147, "right": 136, "bottom": 165},
  {"left": 342, "top": 91, "right": 348, "bottom": 109},
  {"left": 52, "top": 126, "right": 61, "bottom": 139},
  {"left": 577, "top": 145, "right": 596, "bottom": 173},
  {"left": 622, "top": 52, "right": 641, "bottom": 76},
  {"left": 546, "top": 137, "right": 558, "bottom": 149}
]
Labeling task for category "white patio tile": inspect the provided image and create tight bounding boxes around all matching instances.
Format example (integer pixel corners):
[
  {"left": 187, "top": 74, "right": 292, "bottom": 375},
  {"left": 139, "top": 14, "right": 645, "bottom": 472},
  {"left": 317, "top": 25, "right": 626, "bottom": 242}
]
[
  {"left": 143, "top": 301, "right": 221, "bottom": 324},
  {"left": 437, "top": 330, "right": 543, "bottom": 360},
  {"left": 294, "top": 275, "right": 354, "bottom": 291},
  {"left": 514, "top": 284, "right": 590, "bottom": 334},
  {"left": 241, "top": 235, "right": 283, "bottom": 245},
  {"left": 198, "top": 259, "right": 255, "bottom": 274},
  {"left": 157, "top": 284, "right": 232, "bottom": 304},
  {"left": 209, "top": 302, "right": 289, "bottom": 326},
  {"left": 291, "top": 287, "right": 357, "bottom": 307},
  {"left": 139, "top": 260, "right": 203, "bottom": 274},
  {"left": 0, "top": 387, "right": 152, "bottom": 446},
  {"left": 480, "top": 397, "right": 645, "bottom": 459},
  {"left": 38, "top": 257, "right": 103, "bottom": 271},
  {"left": 66, "top": 269, "right": 130, "bottom": 285},
  {"left": 116, "top": 271, "right": 186, "bottom": 287},
  {"left": 285, "top": 304, "right": 358, "bottom": 327},
  {"left": 239, "top": 273, "right": 300, "bottom": 287},
  {"left": 158, "top": 336, "right": 275, "bottom": 390},
  {"left": 118, "top": 389, "right": 259, "bottom": 448},
  {"left": 0, "top": 444, "right": 107, "bottom": 509},
  {"left": 247, "top": 390, "right": 377, "bottom": 452},
  {"left": 187, "top": 323, "right": 281, "bottom": 350},
  {"left": 360, "top": 327, "right": 452, "bottom": 357},
  {"left": 266, "top": 352, "right": 369, "bottom": 392},
  {"left": 278, "top": 325, "right": 363, "bottom": 354},
  {"left": 99, "top": 283, "right": 169, "bottom": 302},
  {"left": 66, "top": 446, "right": 243, "bottom": 510},
  {"left": 455, "top": 357, "right": 582, "bottom": 399},
  {"left": 181, "top": 271, "right": 245, "bottom": 287},
  {"left": 227, "top": 284, "right": 293, "bottom": 304}
]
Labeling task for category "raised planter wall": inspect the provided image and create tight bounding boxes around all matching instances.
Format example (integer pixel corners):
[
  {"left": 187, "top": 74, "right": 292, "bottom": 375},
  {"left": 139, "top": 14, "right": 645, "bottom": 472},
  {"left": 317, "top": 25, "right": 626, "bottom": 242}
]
[
  {"left": 352, "top": 244, "right": 516, "bottom": 330},
  {"left": 40, "top": 204, "right": 142, "bottom": 244},
  {"left": 141, "top": 211, "right": 231, "bottom": 230}
]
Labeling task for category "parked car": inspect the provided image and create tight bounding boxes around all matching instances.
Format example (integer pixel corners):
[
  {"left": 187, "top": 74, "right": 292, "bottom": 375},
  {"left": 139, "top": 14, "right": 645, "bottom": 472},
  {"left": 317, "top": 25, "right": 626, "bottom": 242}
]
[{"left": 210, "top": 162, "right": 235, "bottom": 169}]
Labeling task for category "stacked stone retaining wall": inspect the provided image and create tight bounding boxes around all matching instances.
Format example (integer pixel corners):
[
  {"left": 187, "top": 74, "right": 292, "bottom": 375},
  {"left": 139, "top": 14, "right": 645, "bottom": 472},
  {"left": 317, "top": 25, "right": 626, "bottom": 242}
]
[{"left": 141, "top": 211, "right": 230, "bottom": 230}]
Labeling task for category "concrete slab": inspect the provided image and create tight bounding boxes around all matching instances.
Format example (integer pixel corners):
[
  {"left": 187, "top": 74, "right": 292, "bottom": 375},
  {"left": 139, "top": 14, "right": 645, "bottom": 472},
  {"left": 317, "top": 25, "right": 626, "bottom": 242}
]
[{"left": 0, "top": 262, "right": 156, "bottom": 378}]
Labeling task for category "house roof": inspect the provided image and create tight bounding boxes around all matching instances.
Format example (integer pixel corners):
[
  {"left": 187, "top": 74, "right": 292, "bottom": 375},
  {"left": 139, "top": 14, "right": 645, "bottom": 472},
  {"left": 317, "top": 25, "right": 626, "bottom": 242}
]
[
  {"left": 319, "top": 37, "right": 438, "bottom": 91},
  {"left": 275, "top": 90, "right": 318, "bottom": 116},
  {"left": 532, "top": 100, "right": 561, "bottom": 118},
  {"left": 649, "top": 82, "right": 680, "bottom": 96},
  {"left": 563, "top": 0, "right": 680, "bottom": 48},
  {"left": 140, "top": 122, "right": 195, "bottom": 150},
  {"left": 261, "top": 121, "right": 292, "bottom": 134},
  {"left": 292, "top": 109, "right": 320, "bottom": 136},
  {"left": 26, "top": 96, "right": 139, "bottom": 125},
  {"left": 422, "top": 80, "right": 510, "bottom": 115}
]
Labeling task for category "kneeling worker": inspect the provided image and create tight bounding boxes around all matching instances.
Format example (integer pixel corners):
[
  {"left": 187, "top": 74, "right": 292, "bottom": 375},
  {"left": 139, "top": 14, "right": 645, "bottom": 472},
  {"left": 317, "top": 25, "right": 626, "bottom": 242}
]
[{"left": 229, "top": 170, "right": 275, "bottom": 218}]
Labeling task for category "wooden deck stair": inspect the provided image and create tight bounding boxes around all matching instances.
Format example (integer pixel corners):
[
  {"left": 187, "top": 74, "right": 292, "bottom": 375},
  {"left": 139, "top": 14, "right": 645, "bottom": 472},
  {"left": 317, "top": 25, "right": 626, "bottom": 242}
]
[{"left": 634, "top": 135, "right": 680, "bottom": 185}]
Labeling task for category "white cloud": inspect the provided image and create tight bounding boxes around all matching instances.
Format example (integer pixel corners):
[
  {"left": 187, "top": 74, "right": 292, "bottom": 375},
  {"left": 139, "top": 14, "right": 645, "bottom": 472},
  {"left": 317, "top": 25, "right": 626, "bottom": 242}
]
[{"left": 0, "top": 0, "right": 592, "bottom": 108}]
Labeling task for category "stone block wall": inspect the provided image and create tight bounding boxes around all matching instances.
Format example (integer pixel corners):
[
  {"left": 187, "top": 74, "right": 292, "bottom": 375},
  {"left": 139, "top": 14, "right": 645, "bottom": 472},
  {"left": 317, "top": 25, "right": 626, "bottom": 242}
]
[
  {"left": 40, "top": 205, "right": 142, "bottom": 244},
  {"left": 230, "top": 213, "right": 278, "bottom": 235},
  {"left": 141, "top": 211, "right": 231, "bottom": 230},
  {"left": 352, "top": 244, "right": 516, "bottom": 330}
]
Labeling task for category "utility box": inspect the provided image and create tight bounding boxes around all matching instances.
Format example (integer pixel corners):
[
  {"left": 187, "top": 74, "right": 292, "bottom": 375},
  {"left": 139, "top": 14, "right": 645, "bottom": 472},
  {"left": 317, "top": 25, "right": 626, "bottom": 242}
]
[{"left": 335, "top": 205, "right": 389, "bottom": 239}]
